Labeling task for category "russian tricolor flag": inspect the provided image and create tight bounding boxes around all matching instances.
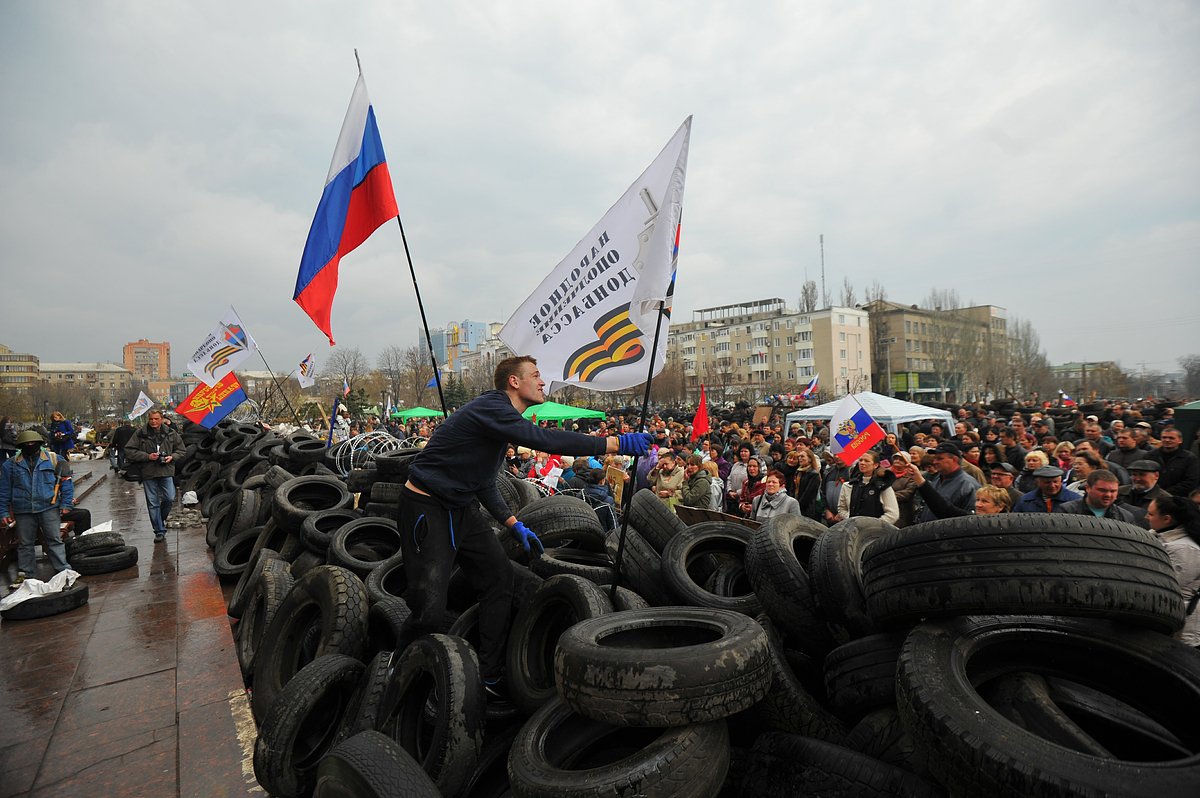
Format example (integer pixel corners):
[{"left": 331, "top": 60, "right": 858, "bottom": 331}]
[
  {"left": 828, "top": 393, "right": 886, "bottom": 466},
  {"left": 802, "top": 373, "right": 819, "bottom": 398},
  {"left": 294, "top": 74, "right": 399, "bottom": 345}
]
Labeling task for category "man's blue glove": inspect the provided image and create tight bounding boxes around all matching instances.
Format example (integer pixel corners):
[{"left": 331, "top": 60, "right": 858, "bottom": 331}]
[
  {"left": 617, "top": 432, "right": 655, "bottom": 457},
  {"left": 510, "top": 521, "right": 544, "bottom": 555}
]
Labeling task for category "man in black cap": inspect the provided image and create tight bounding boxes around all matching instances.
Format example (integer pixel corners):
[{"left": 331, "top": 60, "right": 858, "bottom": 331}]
[
  {"left": 906, "top": 441, "right": 979, "bottom": 522},
  {"left": 1118, "top": 459, "right": 1169, "bottom": 527},
  {"left": 988, "top": 461, "right": 1022, "bottom": 508},
  {"left": 1055, "top": 469, "right": 1137, "bottom": 523},
  {"left": 1013, "top": 465, "right": 1083, "bottom": 513}
]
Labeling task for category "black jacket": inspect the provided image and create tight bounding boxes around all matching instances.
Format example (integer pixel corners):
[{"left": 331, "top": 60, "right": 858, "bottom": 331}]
[
  {"left": 1148, "top": 447, "right": 1200, "bottom": 497},
  {"left": 408, "top": 391, "right": 606, "bottom": 523}
]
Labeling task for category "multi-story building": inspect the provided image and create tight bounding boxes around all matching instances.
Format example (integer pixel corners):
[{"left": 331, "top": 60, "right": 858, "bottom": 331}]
[
  {"left": 420, "top": 320, "right": 491, "bottom": 374},
  {"left": 666, "top": 299, "right": 871, "bottom": 403},
  {"left": 0, "top": 344, "right": 39, "bottom": 391},
  {"left": 39, "top": 362, "right": 136, "bottom": 411},
  {"left": 122, "top": 339, "right": 172, "bottom": 382},
  {"left": 865, "top": 300, "right": 1008, "bottom": 401}
]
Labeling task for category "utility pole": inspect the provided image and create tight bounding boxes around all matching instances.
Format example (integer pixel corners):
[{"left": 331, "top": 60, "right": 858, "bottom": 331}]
[{"left": 819, "top": 234, "right": 828, "bottom": 309}]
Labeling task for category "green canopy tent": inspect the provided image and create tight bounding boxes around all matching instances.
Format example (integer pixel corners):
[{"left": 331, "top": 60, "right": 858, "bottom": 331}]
[
  {"left": 390, "top": 406, "right": 446, "bottom": 420},
  {"left": 523, "top": 401, "right": 606, "bottom": 427}
]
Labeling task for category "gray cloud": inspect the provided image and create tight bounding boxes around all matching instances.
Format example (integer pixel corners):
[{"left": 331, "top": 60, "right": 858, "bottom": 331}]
[{"left": 2, "top": 0, "right": 1196, "bottom": 381}]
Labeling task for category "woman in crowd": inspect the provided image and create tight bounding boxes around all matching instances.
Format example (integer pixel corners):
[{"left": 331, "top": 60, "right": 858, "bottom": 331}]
[
  {"left": 888, "top": 452, "right": 919, "bottom": 527},
  {"left": 1053, "top": 441, "right": 1076, "bottom": 471},
  {"left": 1066, "top": 450, "right": 1104, "bottom": 493},
  {"left": 751, "top": 469, "right": 802, "bottom": 521},
  {"left": 835, "top": 450, "right": 899, "bottom": 524},
  {"left": 701, "top": 460, "right": 724, "bottom": 511},
  {"left": 980, "top": 442, "right": 1005, "bottom": 481},
  {"left": 49, "top": 410, "right": 75, "bottom": 458},
  {"left": 1145, "top": 495, "right": 1200, "bottom": 647},
  {"left": 790, "top": 447, "right": 823, "bottom": 520},
  {"left": 975, "top": 485, "right": 1013, "bottom": 515},
  {"left": 1017, "top": 450, "right": 1050, "bottom": 494},
  {"left": 736, "top": 456, "right": 767, "bottom": 518}
]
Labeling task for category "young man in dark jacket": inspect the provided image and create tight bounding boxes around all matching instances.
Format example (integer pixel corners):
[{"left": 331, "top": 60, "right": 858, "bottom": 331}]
[
  {"left": 400, "top": 356, "right": 652, "bottom": 698},
  {"left": 124, "top": 410, "right": 186, "bottom": 542},
  {"left": 1, "top": 430, "right": 73, "bottom": 587}
]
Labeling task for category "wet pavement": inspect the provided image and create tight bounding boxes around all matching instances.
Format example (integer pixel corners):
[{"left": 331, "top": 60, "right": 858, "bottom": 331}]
[{"left": 1, "top": 459, "right": 260, "bottom": 797}]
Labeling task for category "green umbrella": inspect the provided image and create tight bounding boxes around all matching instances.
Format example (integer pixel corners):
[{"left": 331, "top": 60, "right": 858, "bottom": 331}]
[
  {"left": 522, "top": 400, "right": 606, "bottom": 426},
  {"left": 390, "top": 406, "right": 446, "bottom": 420}
]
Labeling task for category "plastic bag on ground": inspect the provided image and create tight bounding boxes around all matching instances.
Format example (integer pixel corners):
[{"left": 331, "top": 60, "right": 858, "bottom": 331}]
[
  {"left": 1, "top": 569, "right": 81, "bottom": 611},
  {"left": 79, "top": 520, "right": 113, "bottom": 536}
]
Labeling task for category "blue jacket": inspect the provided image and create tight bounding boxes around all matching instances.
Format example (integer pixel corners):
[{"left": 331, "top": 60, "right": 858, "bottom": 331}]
[
  {"left": 50, "top": 419, "right": 76, "bottom": 453},
  {"left": 1013, "top": 486, "right": 1083, "bottom": 513},
  {"left": 0, "top": 448, "right": 74, "bottom": 515}
]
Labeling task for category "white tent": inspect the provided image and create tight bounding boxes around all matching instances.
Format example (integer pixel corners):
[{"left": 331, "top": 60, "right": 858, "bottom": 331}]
[{"left": 784, "top": 392, "right": 954, "bottom": 435}]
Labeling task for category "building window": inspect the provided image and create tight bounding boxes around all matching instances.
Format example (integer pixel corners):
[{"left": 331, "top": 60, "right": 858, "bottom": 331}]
[
  {"left": 838, "top": 314, "right": 845, "bottom": 324},
  {"left": 840, "top": 349, "right": 847, "bottom": 360},
  {"left": 839, "top": 332, "right": 846, "bottom": 342}
]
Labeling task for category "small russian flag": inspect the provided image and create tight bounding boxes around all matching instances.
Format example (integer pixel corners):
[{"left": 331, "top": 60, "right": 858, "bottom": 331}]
[
  {"left": 802, "top": 373, "right": 820, "bottom": 398},
  {"left": 1059, "top": 390, "right": 1076, "bottom": 407},
  {"left": 343, "top": 378, "right": 351, "bottom": 397}
]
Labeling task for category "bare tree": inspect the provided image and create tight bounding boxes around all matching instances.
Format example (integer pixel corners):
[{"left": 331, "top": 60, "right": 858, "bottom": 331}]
[
  {"left": 401, "top": 346, "right": 435, "bottom": 407},
  {"left": 920, "top": 288, "right": 961, "bottom": 312},
  {"left": 840, "top": 277, "right": 857, "bottom": 308},
  {"left": 1179, "top": 355, "right": 1200, "bottom": 398},
  {"left": 800, "top": 280, "right": 819, "bottom": 312},
  {"left": 703, "top": 357, "right": 738, "bottom": 406},
  {"left": 1006, "top": 316, "right": 1053, "bottom": 399},
  {"left": 325, "top": 347, "right": 370, "bottom": 393},
  {"left": 864, "top": 280, "right": 887, "bottom": 304},
  {"left": 377, "top": 345, "right": 407, "bottom": 405}
]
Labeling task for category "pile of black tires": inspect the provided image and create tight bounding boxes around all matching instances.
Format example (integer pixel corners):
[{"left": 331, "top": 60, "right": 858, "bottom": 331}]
[
  {"left": 65, "top": 528, "right": 138, "bottom": 576},
  {"left": 178, "top": 421, "right": 1199, "bottom": 798}
]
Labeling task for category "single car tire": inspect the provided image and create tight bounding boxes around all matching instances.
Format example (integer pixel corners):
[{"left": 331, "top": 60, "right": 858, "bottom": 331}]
[
  {"left": 314, "top": 730, "right": 440, "bottom": 798},
  {"left": 823, "top": 633, "right": 906, "bottom": 723},
  {"left": 897, "top": 614, "right": 1200, "bottom": 797},
  {"left": 660, "top": 523, "right": 762, "bottom": 616},
  {"left": 66, "top": 530, "right": 126, "bottom": 557},
  {"left": 253, "top": 653, "right": 365, "bottom": 798},
  {"left": 862, "top": 514, "right": 1186, "bottom": 633},
  {"left": 530, "top": 548, "right": 615, "bottom": 585},
  {"left": 375, "top": 633, "right": 486, "bottom": 797},
  {"left": 738, "top": 733, "right": 946, "bottom": 798},
  {"left": 302, "top": 508, "right": 360, "bottom": 555},
  {"left": 237, "top": 564, "right": 294, "bottom": 683},
  {"left": 328, "top": 517, "right": 403, "bottom": 580},
  {"left": 214, "top": 527, "right": 261, "bottom": 583},
  {"left": 70, "top": 544, "right": 139, "bottom": 576},
  {"left": 627, "top": 488, "right": 688, "bottom": 554},
  {"left": 1, "top": 580, "right": 89, "bottom": 620},
  {"left": 513, "top": 495, "right": 606, "bottom": 555},
  {"left": 273, "top": 475, "right": 355, "bottom": 534},
  {"left": 251, "top": 565, "right": 369, "bottom": 720},
  {"left": 809, "top": 517, "right": 898, "bottom": 642},
  {"left": 507, "top": 574, "right": 614, "bottom": 716},
  {"left": 744, "top": 513, "right": 831, "bottom": 649},
  {"left": 364, "top": 552, "right": 407, "bottom": 606},
  {"left": 603, "top": 527, "right": 674, "bottom": 607},
  {"left": 555, "top": 607, "right": 773, "bottom": 727},
  {"left": 506, "top": 698, "right": 729, "bottom": 798},
  {"left": 228, "top": 547, "right": 282, "bottom": 619}
]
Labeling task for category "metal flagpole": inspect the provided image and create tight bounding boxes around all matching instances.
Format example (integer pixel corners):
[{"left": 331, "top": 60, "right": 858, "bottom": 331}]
[
  {"left": 394, "top": 215, "right": 448, "bottom": 417},
  {"left": 229, "top": 304, "right": 304, "bottom": 427},
  {"left": 607, "top": 299, "right": 668, "bottom": 604}
]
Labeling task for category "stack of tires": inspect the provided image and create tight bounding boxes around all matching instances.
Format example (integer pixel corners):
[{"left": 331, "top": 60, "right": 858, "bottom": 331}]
[
  {"left": 177, "top": 420, "right": 1200, "bottom": 798},
  {"left": 65, "top": 529, "right": 138, "bottom": 576}
]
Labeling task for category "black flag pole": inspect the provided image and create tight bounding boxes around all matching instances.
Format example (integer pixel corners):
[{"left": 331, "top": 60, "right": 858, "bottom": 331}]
[
  {"left": 394, "top": 216, "right": 448, "bottom": 418},
  {"left": 607, "top": 298, "right": 669, "bottom": 605},
  {"left": 229, "top": 304, "right": 304, "bottom": 427}
]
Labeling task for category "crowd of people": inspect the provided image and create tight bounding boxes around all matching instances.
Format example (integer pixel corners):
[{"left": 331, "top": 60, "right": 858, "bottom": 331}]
[{"left": 496, "top": 398, "right": 1200, "bottom": 647}]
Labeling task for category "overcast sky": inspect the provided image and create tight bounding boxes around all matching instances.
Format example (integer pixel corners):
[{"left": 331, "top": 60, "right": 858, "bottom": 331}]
[{"left": 2, "top": 1, "right": 1197, "bottom": 383}]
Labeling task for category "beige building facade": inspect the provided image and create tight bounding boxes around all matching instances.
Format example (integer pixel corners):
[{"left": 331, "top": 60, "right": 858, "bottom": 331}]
[{"left": 0, "top": 344, "right": 40, "bottom": 391}]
